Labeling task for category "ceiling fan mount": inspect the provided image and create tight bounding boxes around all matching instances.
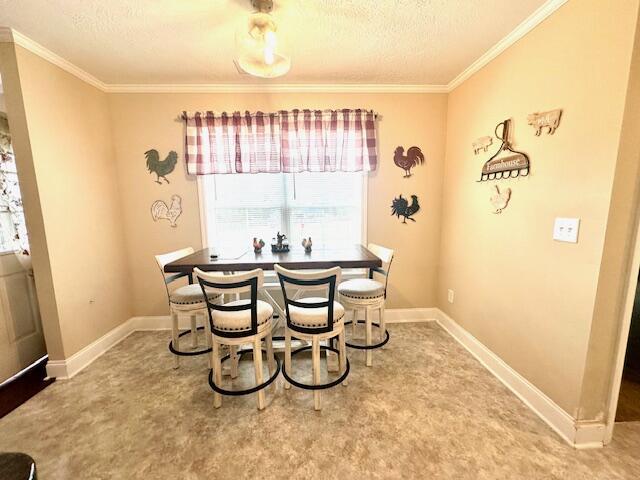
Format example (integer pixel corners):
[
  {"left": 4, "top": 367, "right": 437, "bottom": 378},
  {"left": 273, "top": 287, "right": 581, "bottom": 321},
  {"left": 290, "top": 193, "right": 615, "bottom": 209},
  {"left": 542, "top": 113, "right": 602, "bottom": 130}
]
[{"left": 251, "top": 0, "right": 273, "bottom": 13}]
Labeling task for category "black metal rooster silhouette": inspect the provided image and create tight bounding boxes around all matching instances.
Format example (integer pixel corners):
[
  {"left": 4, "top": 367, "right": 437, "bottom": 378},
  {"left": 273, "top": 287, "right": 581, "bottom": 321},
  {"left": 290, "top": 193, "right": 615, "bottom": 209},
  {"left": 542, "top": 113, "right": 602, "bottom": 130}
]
[
  {"left": 394, "top": 146, "right": 425, "bottom": 178},
  {"left": 391, "top": 194, "right": 420, "bottom": 223}
]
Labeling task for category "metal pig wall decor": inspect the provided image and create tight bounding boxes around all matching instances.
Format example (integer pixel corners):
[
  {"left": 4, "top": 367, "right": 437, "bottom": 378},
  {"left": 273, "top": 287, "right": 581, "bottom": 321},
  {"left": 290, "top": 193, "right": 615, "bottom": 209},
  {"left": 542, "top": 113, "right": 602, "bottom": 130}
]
[
  {"left": 151, "top": 194, "right": 182, "bottom": 227},
  {"left": 146, "top": 149, "right": 178, "bottom": 184},
  {"left": 527, "top": 109, "right": 562, "bottom": 135},
  {"left": 478, "top": 119, "right": 530, "bottom": 181},
  {"left": 472, "top": 136, "right": 493, "bottom": 155},
  {"left": 394, "top": 146, "right": 425, "bottom": 178},
  {"left": 391, "top": 194, "right": 420, "bottom": 223},
  {"left": 490, "top": 185, "right": 511, "bottom": 214}
]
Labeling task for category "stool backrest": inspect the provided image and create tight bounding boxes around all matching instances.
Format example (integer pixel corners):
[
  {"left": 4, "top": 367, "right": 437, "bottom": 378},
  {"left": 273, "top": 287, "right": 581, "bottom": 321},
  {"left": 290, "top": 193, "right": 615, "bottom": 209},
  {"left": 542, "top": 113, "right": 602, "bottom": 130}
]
[
  {"left": 155, "top": 247, "right": 195, "bottom": 304},
  {"left": 275, "top": 264, "right": 342, "bottom": 334},
  {"left": 194, "top": 268, "right": 264, "bottom": 338},
  {"left": 367, "top": 243, "right": 395, "bottom": 297}
]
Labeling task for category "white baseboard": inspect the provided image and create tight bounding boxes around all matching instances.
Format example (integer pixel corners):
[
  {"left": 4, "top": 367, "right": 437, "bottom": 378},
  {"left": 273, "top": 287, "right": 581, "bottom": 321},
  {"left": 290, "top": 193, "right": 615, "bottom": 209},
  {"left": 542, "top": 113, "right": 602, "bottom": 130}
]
[
  {"left": 45, "top": 308, "right": 435, "bottom": 380},
  {"left": 435, "top": 308, "right": 605, "bottom": 449},
  {"left": 45, "top": 307, "right": 605, "bottom": 449},
  {"left": 46, "top": 318, "right": 137, "bottom": 379},
  {"left": 385, "top": 307, "right": 438, "bottom": 323}
]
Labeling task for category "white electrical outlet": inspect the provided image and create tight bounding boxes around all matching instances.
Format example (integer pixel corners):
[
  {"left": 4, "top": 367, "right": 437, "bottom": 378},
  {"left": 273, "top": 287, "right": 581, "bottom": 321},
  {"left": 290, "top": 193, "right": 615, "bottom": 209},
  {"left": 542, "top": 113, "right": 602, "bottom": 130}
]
[
  {"left": 553, "top": 217, "right": 580, "bottom": 243},
  {"left": 447, "top": 289, "right": 455, "bottom": 303}
]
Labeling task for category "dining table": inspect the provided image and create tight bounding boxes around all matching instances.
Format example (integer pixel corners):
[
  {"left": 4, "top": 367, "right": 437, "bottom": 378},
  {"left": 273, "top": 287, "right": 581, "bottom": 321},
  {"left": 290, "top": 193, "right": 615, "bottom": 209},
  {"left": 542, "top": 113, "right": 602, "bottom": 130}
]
[
  {"left": 165, "top": 243, "right": 382, "bottom": 320},
  {"left": 163, "top": 244, "right": 382, "bottom": 274},
  {"left": 164, "top": 244, "right": 383, "bottom": 368}
]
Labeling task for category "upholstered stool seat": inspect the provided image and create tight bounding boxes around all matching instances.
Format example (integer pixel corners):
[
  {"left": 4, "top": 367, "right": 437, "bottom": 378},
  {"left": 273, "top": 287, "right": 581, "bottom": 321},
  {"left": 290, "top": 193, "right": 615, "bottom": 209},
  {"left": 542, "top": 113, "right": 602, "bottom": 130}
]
[
  {"left": 170, "top": 284, "right": 221, "bottom": 305},
  {"left": 289, "top": 297, "right": 345, "bottom": 328},
  {"left": 195, "top": 268, "right": 279, "bottom": 411},
  {"left": 339, "top": 244, "right": 394, "bottom": 367},
  {"left": 213, "top": 299, "right": 273, "bottom": 332},
  {"left": 156, "top": 247, "right": 220, "bottom": 369},
  {"left": 275, "top": 264, "right": 349, "bottom": 411},
  {"left": 338, "top": 279, "right": 385, "bottom": 299}
]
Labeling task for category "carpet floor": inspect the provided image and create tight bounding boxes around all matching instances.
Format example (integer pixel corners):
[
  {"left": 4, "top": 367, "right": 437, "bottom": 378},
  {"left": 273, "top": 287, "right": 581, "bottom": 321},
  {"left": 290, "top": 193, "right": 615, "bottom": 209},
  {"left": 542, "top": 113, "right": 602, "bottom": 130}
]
[{"left": 0, "top": 323, "right": 639, "bottom": 479}]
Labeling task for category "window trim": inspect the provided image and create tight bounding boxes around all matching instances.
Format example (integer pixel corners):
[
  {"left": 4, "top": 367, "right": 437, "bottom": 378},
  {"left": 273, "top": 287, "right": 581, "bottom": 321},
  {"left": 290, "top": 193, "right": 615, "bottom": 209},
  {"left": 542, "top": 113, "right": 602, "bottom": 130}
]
[{"left": 196, "top": 173, "right": 369, "bottom": 256}]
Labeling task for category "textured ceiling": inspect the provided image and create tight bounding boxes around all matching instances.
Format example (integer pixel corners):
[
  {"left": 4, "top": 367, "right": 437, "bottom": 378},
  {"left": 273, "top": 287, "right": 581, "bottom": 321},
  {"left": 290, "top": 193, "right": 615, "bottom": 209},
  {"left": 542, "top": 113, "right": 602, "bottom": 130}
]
[{"left": 0, "top": 0, "right": 548, "bottom": 85}]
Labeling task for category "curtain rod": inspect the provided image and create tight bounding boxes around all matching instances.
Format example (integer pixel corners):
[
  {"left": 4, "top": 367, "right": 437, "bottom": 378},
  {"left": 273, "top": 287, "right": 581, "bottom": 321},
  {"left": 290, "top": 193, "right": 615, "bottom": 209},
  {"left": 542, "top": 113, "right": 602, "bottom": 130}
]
[{"left": 180, "top": 109, "right": 379, "bottom": 121}]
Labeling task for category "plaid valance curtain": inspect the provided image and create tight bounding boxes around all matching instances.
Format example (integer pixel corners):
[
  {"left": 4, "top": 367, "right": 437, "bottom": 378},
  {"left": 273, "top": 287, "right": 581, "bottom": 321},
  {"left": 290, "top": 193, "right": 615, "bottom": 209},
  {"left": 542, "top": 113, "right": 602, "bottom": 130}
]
[{"left": 183, "top": 109, "right": 378, "bottom": 175}]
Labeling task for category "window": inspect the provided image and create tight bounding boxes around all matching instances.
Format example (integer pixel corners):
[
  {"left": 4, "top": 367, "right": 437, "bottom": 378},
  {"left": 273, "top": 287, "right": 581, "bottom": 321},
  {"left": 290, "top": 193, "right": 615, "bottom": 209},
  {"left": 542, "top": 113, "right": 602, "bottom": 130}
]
[
  {"left": 199, "top": 172, "right": 365, "bottom": 255},
  {"left": 0, "top": 113, "right": 28, "bottom": 254}
]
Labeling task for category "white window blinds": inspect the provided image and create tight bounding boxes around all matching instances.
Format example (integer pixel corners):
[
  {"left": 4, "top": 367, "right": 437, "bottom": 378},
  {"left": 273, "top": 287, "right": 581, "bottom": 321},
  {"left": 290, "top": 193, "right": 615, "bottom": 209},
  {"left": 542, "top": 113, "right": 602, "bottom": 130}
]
[{"left": 200, "top": 172, "right": 364, "bottom": 255}]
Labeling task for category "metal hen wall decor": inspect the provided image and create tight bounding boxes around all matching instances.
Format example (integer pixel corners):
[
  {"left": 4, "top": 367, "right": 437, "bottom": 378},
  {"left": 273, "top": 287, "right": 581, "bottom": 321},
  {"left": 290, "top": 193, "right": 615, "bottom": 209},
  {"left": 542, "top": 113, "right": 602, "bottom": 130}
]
[
  {"left": 146, "top": 149, "right": 178, "bottom": 184},
  {"left": 151, "top": 194, "right": 182, "bottom": 227},
  {"left": 527, "top": 109, "right": 562, "bottom": 136},
  {"left": 394, "top": 146, "right": 425, "bottom": 178},
  {"left": 490, "top": 185, "right": 511, "bottom": 214},
  {"left": 391, "top": 194, "right": 420, "bottom": 223},
  {"left": 478, "top": 119, "right": 530, "bottom": 181}
]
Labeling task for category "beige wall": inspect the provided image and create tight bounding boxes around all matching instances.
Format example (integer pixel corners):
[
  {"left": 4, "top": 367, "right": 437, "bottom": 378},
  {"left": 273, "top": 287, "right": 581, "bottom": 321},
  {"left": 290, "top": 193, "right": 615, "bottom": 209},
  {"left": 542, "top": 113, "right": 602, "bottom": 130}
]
[
  {"left": 10, "top": 46, "right": 132, "bottom": 358},
  {"left": 0, "top": 42, "right": 65, "bottom": 360},
  {"left": 2, "top": 1, "right": 640, "bottom": 427},
  {"left": 108, "top": 93, "right": 447, "bottom": 316},
  {"left": 438, "top": 0, "right": 640, "bottom": 416},
  {"left": 579, "top": 7, "right": 640, "bottom": 422}
]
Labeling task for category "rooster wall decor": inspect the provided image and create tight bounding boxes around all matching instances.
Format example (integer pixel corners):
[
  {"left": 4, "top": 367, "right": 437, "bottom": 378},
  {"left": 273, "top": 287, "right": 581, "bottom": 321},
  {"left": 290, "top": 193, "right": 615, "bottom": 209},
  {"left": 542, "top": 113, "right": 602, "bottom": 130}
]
[
  {"left": 490, "top": 185, "right": 511, "bottom": 214},
  {"left": 151, "top": 194, "right": 182, "bottom": 227},
  {"left": 145, "top": 149, "right": 178, "bottom": 184},
  {"left": 394, "top": 146, "right": 425, "bottom": 178},
  {"left": 391, "top": 194, "right": 420, "bottom": 223}
]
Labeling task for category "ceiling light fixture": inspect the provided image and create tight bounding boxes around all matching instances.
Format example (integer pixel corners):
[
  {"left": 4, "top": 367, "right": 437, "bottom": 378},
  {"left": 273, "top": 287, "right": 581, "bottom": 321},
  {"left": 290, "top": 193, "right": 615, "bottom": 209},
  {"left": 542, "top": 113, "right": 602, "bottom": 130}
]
[{"left": 235, "top": 0, "right": 291, "bottom": 79}]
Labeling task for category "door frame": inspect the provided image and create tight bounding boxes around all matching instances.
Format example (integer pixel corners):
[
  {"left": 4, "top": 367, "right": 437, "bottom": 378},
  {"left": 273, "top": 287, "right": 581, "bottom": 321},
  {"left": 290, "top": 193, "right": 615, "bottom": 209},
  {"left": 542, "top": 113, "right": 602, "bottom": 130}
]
[{"left": 603, "top": 179, "right": 640, "bottom": 444}]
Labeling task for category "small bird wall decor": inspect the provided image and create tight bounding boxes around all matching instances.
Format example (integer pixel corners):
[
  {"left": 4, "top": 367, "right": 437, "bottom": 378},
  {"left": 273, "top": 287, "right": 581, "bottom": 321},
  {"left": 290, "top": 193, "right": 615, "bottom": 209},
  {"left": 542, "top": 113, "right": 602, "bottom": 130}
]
[
  {"left": 302, "top": 237, "right": 313, "bottom": 253},
  {"left": 253, "top": 237, "right": 265, "bottom": 253},
  {"left": 151, "top": 194, "right": 182, "bottom": 227},
  {"left": 145, "top": 149, "right": 178, "bottom": 184},
  {"left": 394, "top": 146, "right": 425, "bottom": 178},
  {"left": 391, "top": 194, "right": 420, "bottom": 223},
  {"left": 490, "top": 185, "right": 511, "bottom": 214}
]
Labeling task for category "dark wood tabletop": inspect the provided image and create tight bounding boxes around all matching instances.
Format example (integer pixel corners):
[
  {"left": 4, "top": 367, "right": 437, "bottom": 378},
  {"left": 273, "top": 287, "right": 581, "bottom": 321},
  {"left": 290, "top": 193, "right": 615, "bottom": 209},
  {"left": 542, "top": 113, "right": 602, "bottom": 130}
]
[{"left": 164, "top": 244, "right": 382, "bottom": 273}]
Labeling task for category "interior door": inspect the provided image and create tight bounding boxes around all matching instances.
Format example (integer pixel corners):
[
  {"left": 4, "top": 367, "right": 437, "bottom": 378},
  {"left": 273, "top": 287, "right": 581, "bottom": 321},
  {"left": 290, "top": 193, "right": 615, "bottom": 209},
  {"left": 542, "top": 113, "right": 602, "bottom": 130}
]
[{"left": 0, "top": 252, "right": 46, "bottom": 383}]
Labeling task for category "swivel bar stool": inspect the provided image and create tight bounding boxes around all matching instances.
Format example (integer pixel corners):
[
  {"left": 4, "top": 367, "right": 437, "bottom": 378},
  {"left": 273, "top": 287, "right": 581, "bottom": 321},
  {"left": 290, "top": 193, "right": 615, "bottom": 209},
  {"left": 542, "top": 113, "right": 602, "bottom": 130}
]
[
  {"left": 195, "top": 268, "right": 280, "bottom": 410},
  {"left": 155, "top": 247, "right": 220, "bottom": 368},
  {"left": 338, "top": 243, "right": 394, "bottom": 366},
  {"left": 275, "top": 264, "right": 349, "bottom": 411}
]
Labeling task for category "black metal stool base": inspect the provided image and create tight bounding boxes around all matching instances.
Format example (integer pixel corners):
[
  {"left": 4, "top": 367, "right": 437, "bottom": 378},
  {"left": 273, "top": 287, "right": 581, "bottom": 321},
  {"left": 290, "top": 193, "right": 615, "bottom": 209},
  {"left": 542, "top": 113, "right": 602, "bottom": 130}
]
[
  {"left": 282, "top": 344, "right": 350, "bottom": 390},
  {"left": 168, "top": 326, "right": 212, "bottom": 356},
  {"left": 208, "top": 348, "right": 281, "bottom": 396},
  {"left": 343, "top": 320, "right": 390, "bottom": 350}
]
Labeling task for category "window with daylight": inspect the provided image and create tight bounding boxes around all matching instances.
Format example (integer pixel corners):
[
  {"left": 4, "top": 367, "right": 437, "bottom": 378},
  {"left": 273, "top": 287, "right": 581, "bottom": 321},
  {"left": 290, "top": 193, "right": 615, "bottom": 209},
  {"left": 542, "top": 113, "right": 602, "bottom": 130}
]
[
  {"left": 0, "top": 113, "right": 28, "bottom": 254},
  {"left": 199, "top": 172, "right": 365, "bottom": 256}
]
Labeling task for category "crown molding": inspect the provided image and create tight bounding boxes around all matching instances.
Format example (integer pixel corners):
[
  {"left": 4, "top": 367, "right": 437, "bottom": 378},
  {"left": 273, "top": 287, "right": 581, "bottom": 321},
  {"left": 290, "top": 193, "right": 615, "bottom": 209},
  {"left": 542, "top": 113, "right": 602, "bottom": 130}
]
[
  {"left": 0, "top": 27, "right": 13, "bottom": 43},
  {"left": 1, "top": 0, "right": 568, "bottom": 95},
  {"left": 0, "top": 27, "right": 107, "bottom": 91},
  {"left": 447, "top": 0, "right": 569, "bottom": 91},
  {"left": 103, "top": 83, "right": 449, "bottom": 94}
]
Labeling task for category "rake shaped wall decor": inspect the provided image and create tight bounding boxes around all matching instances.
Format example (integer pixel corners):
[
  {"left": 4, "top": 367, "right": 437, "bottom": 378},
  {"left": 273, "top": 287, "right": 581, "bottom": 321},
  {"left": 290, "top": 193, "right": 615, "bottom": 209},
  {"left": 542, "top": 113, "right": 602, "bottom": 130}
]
[{"left": 478, "top": 119, "right": 530, "bottom": 182}]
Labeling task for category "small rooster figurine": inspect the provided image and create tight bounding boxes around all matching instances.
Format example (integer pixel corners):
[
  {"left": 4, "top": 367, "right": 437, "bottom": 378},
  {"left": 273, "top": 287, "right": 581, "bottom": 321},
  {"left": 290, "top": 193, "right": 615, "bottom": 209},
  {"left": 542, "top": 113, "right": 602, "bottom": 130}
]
[
  {"left": 302, "top": 237, "right": 313, "bottom": 253},
  {"left": 151, "top": 195, "right": 182, "bottom": 227},
  {"left": 394, "top": 146, "right": 425, "bottom": 178},
  {"left": 490, "top": 185, "right": 511, "bottom": 214},
  {"left": 391, "top": 194, "right": 420, "bottom": 223},
  {"left": 253, "top": 237, "right": 265, "bottom": 253},
  {"left": 145, "top": 149, "right": 178, "bottom": 184}
]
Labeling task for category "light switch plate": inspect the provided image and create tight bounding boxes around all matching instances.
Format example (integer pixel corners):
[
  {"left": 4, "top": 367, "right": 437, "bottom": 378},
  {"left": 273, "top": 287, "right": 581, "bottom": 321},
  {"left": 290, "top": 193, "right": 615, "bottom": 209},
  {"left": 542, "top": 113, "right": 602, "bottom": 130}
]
[{"left": 553, "top": 217, "right": 580, "bottom": 243}]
